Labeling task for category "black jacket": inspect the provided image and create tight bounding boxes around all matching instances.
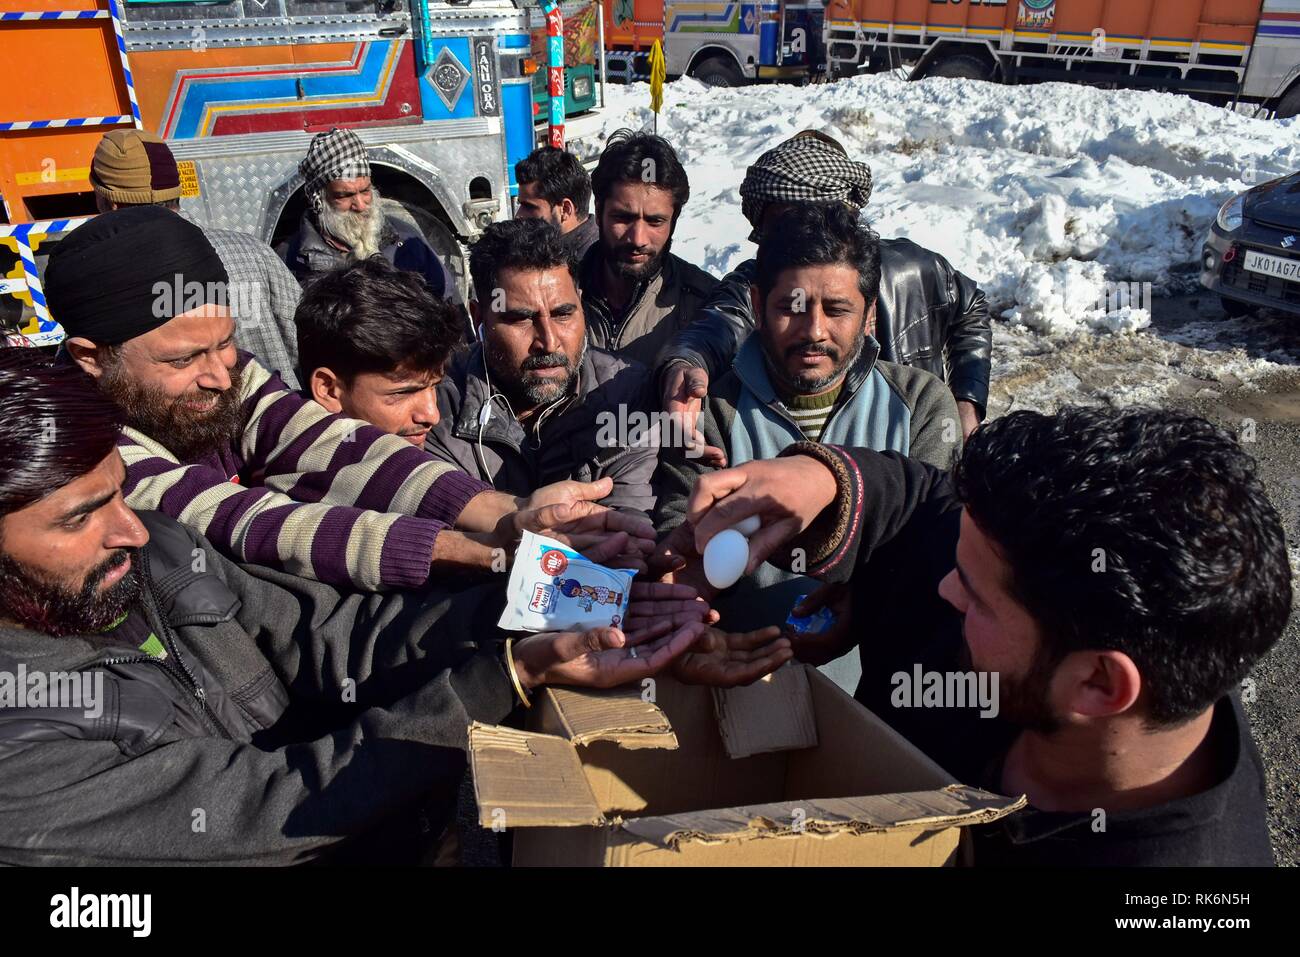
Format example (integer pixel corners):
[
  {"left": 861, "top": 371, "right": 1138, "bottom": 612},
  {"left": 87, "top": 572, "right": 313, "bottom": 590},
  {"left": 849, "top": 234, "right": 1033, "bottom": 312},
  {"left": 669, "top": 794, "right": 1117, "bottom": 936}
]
[
  {"left": 0, "top": 511, "right": 515, "bottom": 865},
  {"left": 659, "top": 240, "right": 993, "bottom": 416},
  {"left": 771, "top": 443, "right": 1276, "bottom": 866}
]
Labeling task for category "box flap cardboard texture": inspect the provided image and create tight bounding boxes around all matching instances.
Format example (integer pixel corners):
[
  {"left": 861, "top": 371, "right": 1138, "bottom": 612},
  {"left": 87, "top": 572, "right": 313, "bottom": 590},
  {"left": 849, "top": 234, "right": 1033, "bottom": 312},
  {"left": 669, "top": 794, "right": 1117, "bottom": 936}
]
[{"left": 470, "top": 663, "right": 1025, "bottom": 866}]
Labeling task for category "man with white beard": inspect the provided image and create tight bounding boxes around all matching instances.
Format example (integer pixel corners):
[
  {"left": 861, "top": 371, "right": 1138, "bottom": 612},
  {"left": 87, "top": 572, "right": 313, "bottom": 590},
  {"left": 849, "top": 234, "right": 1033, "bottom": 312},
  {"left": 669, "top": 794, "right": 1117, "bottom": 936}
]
[{"left": 278, "top": 128, "right": 455, "bottom": 300}]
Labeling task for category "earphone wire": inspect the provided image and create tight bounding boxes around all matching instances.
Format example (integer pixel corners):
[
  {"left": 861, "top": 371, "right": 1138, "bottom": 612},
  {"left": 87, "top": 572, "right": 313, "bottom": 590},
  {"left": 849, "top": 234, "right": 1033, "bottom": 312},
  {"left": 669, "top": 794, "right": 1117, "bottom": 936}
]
[{"left": 474, "top": 324, "right": 514, "bottom": 488}]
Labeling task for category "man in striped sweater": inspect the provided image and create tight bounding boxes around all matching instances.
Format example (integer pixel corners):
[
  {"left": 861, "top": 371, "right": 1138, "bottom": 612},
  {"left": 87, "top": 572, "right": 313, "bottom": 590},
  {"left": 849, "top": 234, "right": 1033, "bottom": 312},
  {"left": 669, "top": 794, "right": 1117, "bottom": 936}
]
[{"left": 43, "top": 206, "right": 653, "bottom": 592}]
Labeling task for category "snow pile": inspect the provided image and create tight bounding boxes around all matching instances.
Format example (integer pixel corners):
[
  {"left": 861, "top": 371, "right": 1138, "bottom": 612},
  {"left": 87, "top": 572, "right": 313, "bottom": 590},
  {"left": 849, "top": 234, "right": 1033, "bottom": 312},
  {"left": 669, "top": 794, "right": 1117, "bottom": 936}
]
[{"left": 580, "top": 74, "right": 1299, "bottom": 337}]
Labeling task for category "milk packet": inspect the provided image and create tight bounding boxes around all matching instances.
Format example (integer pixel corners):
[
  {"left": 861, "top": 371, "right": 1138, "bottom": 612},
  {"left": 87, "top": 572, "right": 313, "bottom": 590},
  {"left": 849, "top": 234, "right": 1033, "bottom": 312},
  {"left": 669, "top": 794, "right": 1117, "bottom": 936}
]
[{"left": 497, "top": 530, "right": 635, "bottom": 633}]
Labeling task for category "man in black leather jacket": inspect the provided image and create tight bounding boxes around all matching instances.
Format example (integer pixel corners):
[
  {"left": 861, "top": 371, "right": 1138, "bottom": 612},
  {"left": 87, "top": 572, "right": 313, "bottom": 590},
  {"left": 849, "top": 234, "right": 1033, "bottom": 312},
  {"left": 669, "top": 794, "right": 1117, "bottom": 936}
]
[{"left": 659, "top": 131, "right": 992, "bottom": 462}]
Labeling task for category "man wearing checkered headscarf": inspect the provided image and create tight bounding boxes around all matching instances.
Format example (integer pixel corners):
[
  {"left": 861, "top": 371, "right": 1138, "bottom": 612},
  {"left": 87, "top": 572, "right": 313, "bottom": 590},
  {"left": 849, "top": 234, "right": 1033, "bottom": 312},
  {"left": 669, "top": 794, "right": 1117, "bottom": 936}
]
[
  {"left": 656, "top": 128, "right": 992, "bottom": 444},
  {"left": 739, "top": 130, "right": 874, "bottom": 242},
  {"left": 278, "top": 128, "right": 457, "bottom": 303},
  {"left": 299, "top": 128, "right": 372, "bottom": 214}
]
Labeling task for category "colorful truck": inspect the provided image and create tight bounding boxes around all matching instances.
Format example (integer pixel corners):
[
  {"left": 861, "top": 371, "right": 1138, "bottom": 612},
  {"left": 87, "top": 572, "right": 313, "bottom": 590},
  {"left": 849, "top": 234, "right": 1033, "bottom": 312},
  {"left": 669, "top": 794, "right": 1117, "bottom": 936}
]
[
  {"left": 824, "top": 0, "right": 1300, "bottom": 117},
  {"left": 600, "top": 0, "right": 823, "bottom": 85},
  {"left": 0, "top": 0, "right": 560, "bottom": 346}
]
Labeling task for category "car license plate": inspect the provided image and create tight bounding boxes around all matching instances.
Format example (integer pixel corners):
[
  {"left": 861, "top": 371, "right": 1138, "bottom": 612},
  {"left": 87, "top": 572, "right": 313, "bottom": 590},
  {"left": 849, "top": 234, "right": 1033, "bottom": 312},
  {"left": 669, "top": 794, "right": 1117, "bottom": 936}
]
[{"left": 1243, "top": 249, "right": 1300, "bottom": 281}]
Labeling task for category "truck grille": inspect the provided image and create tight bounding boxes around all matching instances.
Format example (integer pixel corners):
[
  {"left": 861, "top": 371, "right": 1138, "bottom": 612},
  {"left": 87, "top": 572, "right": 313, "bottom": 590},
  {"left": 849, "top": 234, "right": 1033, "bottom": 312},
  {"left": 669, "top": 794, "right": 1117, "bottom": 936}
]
[{"left": 1221, "top": 250, "right": 1300, "bottom": 308}]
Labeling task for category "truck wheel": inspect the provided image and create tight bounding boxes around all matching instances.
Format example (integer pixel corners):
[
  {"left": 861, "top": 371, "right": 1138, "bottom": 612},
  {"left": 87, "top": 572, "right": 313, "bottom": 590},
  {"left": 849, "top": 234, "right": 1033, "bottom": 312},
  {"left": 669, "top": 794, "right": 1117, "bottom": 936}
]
[
  {"left": 384, "top": 198, "right": 468, "bottom": 304},
  {"left": 1220, "top": 295, "right": 1257, "bottom": 318},
  {"left": 926, "top": 53, "right": 993, "bottom": 81},
  {"left": 1277, "top": 84, "right": 1300, "bottom": 120},
  {"left": 691, "top": 55, "right": 745, "bottom": 88}
]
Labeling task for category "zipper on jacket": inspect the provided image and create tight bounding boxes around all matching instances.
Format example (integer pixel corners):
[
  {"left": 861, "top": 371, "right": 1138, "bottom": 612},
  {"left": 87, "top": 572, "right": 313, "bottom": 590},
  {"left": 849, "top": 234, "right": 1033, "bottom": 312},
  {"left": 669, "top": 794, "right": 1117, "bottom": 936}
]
[{"left": 131, "top": 549, "right": 232, "bottom": 739}]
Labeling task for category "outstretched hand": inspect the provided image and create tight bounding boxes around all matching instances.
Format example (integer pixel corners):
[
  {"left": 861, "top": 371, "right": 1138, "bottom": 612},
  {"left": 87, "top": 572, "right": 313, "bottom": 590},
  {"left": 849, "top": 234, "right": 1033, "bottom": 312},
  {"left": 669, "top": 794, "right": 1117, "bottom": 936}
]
[
  {"left": 623, "top": 580, "right": 718, "bottom": 642},
  {"left": 512, "top": 621, "right": 709, "bottom": 691},
  {"left": 671, "top": 625, "right": 792, "bottom": 688},
  {"left": 503, "top": 478, "right": 656, "bottom": 571}
]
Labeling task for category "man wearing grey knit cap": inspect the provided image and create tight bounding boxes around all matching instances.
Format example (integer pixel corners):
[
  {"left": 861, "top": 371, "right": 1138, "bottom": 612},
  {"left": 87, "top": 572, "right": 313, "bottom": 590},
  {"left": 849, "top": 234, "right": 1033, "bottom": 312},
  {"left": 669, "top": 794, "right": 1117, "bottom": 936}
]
[
  {"left": 657, "top": 129, "right": 992, "bottom": 463},
  {"left": 277, "top": 127, "right": 455, "bottom": 301}
]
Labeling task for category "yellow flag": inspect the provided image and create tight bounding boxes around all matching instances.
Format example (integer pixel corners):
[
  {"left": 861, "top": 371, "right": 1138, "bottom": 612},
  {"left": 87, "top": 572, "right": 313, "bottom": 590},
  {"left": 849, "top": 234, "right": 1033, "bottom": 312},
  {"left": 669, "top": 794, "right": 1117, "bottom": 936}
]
[{"left": 649, "top": 39, "right": 666, "bottom": 115}]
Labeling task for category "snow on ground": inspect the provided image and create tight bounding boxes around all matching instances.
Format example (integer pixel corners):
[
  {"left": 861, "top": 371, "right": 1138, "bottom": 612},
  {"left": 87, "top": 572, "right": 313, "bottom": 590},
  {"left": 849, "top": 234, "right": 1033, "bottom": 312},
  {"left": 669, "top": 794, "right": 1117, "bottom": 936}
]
[{"left": 571, "top": 74, "right": 1300, "bottom": 408}]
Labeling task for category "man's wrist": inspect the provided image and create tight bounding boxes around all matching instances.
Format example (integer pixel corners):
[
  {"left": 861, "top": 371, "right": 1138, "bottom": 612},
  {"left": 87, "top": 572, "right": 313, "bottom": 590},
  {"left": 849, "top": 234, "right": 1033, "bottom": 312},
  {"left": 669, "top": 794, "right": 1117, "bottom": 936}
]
[
  {"left": 456, "top": 489, "right": 517, "bottom": 534},
  {"left": 774, "top": 443, "right": 854, "bottom": 572},
  {"left": 509, "top": 636, "right": 543, "bottom": 690}
]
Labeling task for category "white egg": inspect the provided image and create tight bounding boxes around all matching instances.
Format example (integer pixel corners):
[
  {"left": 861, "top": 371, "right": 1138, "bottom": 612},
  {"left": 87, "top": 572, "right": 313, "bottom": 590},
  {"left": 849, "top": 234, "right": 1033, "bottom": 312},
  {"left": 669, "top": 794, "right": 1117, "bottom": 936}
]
[
  {"left": 703, "top": 529, "right": 749, "bottom": 590},
  {"left": 731, "top": 515, "right": 761, "bottom": 537}
]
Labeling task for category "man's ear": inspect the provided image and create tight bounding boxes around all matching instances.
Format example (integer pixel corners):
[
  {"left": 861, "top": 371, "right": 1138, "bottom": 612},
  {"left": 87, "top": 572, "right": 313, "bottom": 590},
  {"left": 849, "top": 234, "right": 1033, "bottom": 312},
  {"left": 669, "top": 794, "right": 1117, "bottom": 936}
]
[
  {"left": 1059, "top": 649, "right": 1143, "bottom": 720},
  {"left": 558, "top": 197, "right": 576, "bottom": 226},
  {"left": 309, "top": 367, "right": 345, "bottom": 413},
  {"left": 748, "top": 284, "right": 764, "bottom": 325},
  {"left": 865, "top": 299, "right": 878, "bottom": 338},
  {"left": 65, "top": 338, "right": 110, "bottom": 379}
]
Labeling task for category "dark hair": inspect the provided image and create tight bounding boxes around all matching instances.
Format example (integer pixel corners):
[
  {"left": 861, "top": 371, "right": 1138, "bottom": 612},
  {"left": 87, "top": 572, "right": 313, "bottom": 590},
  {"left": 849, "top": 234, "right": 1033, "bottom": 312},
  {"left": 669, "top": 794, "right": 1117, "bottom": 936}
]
[
  {"left": 294, "top": 257, "right": 464, "bottom": 383},
  {"left": 468, "top": 219, "right": 579, "bottom": 304},
  {"left": 590, "top": 129, "right": 690, "bottom": 222},
  {"left": 954, "top": 406, "right": 1293, "bottom": 727},
  {"left": 515, "top": 147, "right": 592, "bottom": 216},
  {"left": 755, "top": 204, "right": 881, "bottom": 307},
  {"left": 0, "top": 348, "right": 125, "bottom": 519}
]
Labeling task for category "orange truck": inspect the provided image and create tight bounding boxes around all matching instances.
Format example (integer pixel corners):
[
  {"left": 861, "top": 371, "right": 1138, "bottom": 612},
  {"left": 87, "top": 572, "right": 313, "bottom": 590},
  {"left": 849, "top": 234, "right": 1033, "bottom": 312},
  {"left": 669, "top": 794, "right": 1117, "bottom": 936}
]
[{"left": 824, "top": 0, "right": 1300, "bottom": 117}]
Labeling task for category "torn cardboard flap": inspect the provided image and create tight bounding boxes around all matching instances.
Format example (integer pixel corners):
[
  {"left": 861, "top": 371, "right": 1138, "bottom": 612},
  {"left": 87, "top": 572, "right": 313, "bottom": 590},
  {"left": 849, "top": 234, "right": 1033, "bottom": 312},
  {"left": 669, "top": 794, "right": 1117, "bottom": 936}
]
[
  {"left": 468, "top": 722, "right": 606, "bottom": 828},
  {"left": 619, "top": 786, "right": 1027, "bottom": 848},
  {"left": 541, "top": 684, "right": 678, "bottom": 750},
  {"left": 712, "top": 662, "right": 818, "bottom": 758}
]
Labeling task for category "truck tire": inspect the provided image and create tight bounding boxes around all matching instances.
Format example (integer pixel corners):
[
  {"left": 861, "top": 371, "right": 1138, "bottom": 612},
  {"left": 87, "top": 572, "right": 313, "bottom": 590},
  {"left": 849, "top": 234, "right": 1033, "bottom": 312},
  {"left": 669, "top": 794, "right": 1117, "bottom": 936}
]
[
  {"left": 1277, "top": 84, "right": 1300, "bottom": 120},
  {"left": 1221, "top": 295, "right": 1257, "bottom": 318},
  {"left": 691, "top": 55, "right": 745, "bottom": 88},
  {"left": 384, "top": 198, "right": 468, "bottom": 304},
  {"left": 926, "top": 52, "right": 993, "bottom": 81}
]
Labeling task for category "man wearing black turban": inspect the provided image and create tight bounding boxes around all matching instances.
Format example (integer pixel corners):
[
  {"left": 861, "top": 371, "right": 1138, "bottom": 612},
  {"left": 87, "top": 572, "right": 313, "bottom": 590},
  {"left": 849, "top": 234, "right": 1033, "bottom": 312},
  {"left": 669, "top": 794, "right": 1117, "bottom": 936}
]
[
  {"left": 48, "top": 206, "right": 246, "bottom": 461},
  {"left": 40, "top": 207, "right": 667, "bottom": 597}
]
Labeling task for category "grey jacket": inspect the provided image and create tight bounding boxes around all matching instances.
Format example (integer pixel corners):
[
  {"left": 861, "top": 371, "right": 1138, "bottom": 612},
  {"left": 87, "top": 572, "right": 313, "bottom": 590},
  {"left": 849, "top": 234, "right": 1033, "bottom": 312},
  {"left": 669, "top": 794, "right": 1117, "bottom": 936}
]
[
  {"left": 0, "top": 511, "right": 514, "bottom": 865},
  {"left": 653, "top": 333, "right": 960, "bottom": 643},
  {"left": 426, "top": 344, "right": 659, "bottom": 518},
  {"left": 580, "top": 244, "right": 719, "bottom": 369},
  {"left": 277, "top": 210, "right": 454, "bottom": 302}
]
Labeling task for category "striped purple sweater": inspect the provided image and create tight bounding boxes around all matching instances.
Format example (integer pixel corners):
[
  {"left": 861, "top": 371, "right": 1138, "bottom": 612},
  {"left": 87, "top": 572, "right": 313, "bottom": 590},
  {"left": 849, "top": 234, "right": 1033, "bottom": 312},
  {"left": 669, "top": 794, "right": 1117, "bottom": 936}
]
[{"left": 120, "top": 353, "right": 492, "bottom": 591}]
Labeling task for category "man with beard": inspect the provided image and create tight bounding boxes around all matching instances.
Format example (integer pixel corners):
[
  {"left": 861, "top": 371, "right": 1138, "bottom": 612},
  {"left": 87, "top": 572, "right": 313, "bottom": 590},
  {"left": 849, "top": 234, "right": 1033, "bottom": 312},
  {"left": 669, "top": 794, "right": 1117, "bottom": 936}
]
[
  {"left": 277, "top": 128, "right": 454, "bottom": 301},
  {"left": 89, "top": 128, "right": 305, "bottom": 388},
  {"left": 425, "top": 219, "right": 659, "bottom": 519},
  {"left": 0, "top": 349, "right": 764, "bottom": 865},
  {"left": 514, "top": 146, "right": 599, "bottom": 259},
  {"left": 44, "top": 206, "right": 658, "bottom": 592},
  {"left": 679, "top": 406, "right": 1292, "bottom": 866},
  {"left": 658, "top": 129, "right": 992, "bottom": 467},
  {"left": 579, "top": 130, "right": 719, "bottom": 369},
  {"left": 652, "top": 203, "right": 959, "bottom": 692}
]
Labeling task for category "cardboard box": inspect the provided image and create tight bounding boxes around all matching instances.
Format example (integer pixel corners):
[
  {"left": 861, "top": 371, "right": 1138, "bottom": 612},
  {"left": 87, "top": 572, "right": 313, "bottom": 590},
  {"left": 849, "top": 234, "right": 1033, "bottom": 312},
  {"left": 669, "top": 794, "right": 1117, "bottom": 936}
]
[{"left": 469, "top": 663, "right": 1025, "bottom": 866}]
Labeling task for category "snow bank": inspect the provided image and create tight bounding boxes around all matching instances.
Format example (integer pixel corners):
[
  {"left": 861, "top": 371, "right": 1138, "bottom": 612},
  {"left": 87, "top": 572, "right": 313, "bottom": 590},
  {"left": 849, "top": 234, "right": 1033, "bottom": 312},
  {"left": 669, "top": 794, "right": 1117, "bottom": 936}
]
[{"left": 579, "top": 74, "right": 1299, "bottom": 337}]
